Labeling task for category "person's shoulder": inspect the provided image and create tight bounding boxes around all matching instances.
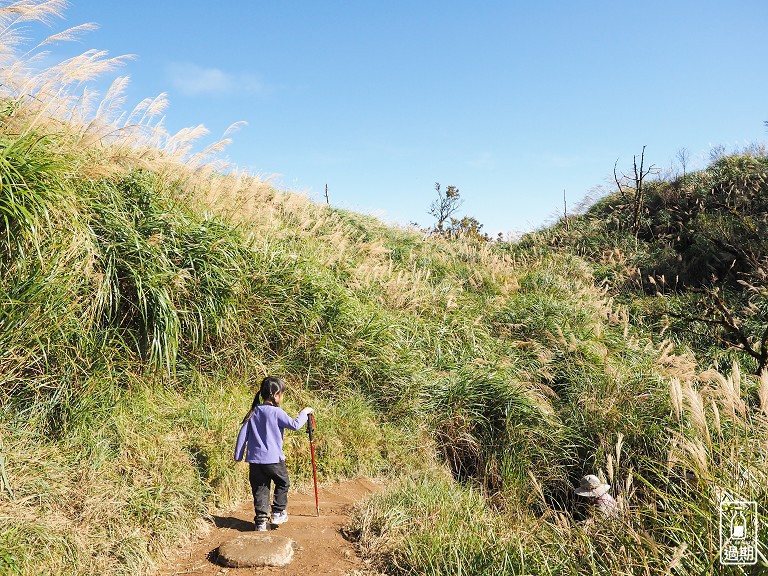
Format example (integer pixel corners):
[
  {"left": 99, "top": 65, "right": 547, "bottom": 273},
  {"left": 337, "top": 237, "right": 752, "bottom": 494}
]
[
  {"left": 250, "top": 404, "right": 275, "bottom": 418},
  {"left": 261, "top": 404, "right": 288, "bottom": 415}
]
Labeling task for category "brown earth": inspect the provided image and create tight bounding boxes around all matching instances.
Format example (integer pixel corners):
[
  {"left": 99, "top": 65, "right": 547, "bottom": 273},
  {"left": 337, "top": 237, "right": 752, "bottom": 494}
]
[{"left": 156, "top": 477, "right": 383, "bottom": 576}]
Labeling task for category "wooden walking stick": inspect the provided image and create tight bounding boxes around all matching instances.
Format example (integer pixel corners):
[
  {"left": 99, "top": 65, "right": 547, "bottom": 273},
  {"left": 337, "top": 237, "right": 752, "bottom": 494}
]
[{"left": 308, "top": 413, "right": 319, "bottom": 516}]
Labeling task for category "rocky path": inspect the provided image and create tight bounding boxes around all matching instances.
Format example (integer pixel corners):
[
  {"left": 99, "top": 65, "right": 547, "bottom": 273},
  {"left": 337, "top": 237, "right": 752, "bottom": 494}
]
[{"left": 156, "top": 477, "right": 382, "bottom": 576}]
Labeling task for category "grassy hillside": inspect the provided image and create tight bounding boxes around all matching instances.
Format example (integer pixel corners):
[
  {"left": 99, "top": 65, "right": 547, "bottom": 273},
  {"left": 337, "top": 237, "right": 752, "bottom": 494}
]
[
  {"left": 1, "top": 3, "right": 766, "bottom": 575},
  {"left": 522, "top": 148, "right": 768, "bottom": 373}
]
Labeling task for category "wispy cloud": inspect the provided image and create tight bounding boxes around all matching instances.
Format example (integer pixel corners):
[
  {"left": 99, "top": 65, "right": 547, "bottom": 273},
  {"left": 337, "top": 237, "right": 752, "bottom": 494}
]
[{"left": 167, "top": 62, "right": 265, "bottom": 97}]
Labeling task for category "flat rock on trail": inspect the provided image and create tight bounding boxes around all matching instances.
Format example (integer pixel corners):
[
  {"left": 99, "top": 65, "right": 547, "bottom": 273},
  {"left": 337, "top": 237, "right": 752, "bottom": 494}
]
[{"left": 156, "top": 477, "right": 382, "bottom": 576}]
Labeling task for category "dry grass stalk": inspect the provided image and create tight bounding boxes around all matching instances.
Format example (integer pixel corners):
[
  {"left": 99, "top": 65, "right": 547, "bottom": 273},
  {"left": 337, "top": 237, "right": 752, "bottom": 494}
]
[
  {"left": 669, "top": 378, "right": 683, "bottom": 421},
  {"left": 606, "top": 453, "right": 614, "bottom": 484},
  {"left": 710, "top": 399, "right": 722, "bottom": 439},
  {"left": 615, "top": 432, "right": 624, "bottom": 470},
  {"left": 727, "top": 361, "right": 746, "bottom": 416},
  {"left": 664, "top": 543, "right": 688, "bottom": 575},
  {"left": 699, "top": 366, "right": 746, "bottom": 418},
  {"left": 526, "top": 470, "right": 547, "bottom": 507},
  {"left": 0, "top": 0, "right": 68, "bottom": 62},
  {"left": 682, "top": 382, "right": 710, "bottom": 444},
  {"left": 669, "top": 435, "right": 709, "bottom": 477},
  {"left": 759, "top": 369, "right": 768, "bottom": 418},
  {"left": 656, "top": 340, "right": 697, "bottom": 383},
  {"left": 623, "top": 468, "right": 634, "bottom": 502}
]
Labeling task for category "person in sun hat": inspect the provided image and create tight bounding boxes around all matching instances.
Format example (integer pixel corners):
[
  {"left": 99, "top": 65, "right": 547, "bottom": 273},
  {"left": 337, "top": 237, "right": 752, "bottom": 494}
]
[{"left": 575, "top": 474, "right": 619, "bottom": 517}]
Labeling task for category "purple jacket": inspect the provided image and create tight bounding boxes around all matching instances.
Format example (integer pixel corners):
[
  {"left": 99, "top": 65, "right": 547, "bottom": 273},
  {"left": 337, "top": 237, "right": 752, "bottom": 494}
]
[{"left": 234, "top": 405, "right": 310, "bottom": 464}]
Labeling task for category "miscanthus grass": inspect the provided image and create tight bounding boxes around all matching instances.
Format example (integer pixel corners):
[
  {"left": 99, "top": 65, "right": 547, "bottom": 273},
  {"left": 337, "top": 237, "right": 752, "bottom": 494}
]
[
  {"left": 1, "top": 3, "right": 766, "bottom": 575},
  {"left": 350, "top": 361, "right": 768, "bottom": 575}
]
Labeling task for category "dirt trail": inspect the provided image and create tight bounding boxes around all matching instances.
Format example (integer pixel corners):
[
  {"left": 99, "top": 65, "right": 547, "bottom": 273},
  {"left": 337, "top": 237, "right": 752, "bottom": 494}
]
[{"left": 156, "top": 477, "right": 382, "bottom": 576}]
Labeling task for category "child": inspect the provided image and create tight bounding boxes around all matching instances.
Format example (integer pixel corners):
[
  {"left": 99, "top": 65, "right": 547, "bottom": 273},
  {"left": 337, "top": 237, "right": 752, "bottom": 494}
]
[{"left": 234, "top": 376, "right": 314, "bottom": 531}]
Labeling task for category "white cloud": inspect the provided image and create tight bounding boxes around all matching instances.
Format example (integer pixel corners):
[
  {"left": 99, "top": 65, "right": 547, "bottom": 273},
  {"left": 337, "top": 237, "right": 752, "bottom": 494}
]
[{"left": 167, "top": 62, "right": 265, "bottom": 97}]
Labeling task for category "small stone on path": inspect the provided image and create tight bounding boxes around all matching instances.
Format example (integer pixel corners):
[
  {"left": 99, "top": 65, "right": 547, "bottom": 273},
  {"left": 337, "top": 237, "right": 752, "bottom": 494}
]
[{"left": 217, "top": 533, "right": 295, "bottom": 568}]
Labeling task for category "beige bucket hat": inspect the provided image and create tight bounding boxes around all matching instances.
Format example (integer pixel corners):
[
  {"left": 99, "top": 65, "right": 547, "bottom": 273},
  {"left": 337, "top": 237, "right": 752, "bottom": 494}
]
[{"left": 575, "top": 474, "right": 611, "bottom": 497}]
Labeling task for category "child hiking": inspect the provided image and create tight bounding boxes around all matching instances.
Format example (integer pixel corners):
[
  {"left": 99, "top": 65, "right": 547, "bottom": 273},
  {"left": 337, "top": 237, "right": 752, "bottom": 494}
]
[{"left": 234, "top": 376, "right": 314, "bottom": 531}]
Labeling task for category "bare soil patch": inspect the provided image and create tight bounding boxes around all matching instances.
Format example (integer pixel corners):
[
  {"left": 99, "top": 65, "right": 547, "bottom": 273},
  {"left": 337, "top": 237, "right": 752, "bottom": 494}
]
[{"left": 156, "top": 477, "right": 382, "bottom": 576}]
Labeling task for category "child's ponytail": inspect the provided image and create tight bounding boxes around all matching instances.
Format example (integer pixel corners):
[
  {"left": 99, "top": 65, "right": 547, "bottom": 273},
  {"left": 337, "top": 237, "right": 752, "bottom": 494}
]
[
  {"left": 241, "top": 392, "right": 260, "bottom": 425},
  {"left": 241, "top": 376, "right": 286, "bottom": 424}
]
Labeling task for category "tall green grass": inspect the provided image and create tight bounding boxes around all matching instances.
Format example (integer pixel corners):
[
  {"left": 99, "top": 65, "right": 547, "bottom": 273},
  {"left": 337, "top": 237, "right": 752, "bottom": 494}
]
[
  {"left": 1, "top": 3, "right": 766, "bottom": 575},
  {"left": 351, "top": 365, "right": 768, "bottom": 575}
]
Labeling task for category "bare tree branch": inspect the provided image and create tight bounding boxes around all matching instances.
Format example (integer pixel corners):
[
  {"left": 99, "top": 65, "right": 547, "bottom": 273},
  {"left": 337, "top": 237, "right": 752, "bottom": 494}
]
[{"left": 429, "top": 182, "right": 463, "bottom": 234}]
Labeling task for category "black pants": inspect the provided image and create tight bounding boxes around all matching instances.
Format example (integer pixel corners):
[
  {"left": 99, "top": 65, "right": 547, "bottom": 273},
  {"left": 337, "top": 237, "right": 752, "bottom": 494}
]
[{"left": 248, "top": 461, "right": 290, "bottom": 523}]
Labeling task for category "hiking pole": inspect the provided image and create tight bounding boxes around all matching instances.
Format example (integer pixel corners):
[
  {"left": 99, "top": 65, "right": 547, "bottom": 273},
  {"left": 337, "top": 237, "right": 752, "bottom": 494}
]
[{"left": 308, "top": 413, "right": 320, "bottom": 516}]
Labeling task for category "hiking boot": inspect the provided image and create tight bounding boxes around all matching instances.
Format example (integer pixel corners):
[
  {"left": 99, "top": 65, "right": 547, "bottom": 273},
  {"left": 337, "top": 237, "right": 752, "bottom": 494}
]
[
  {"left": 254, "top": 521, "right": 268, "bottom": 532},
  {"left": 271, "top": 510, "right": 288, "bottom": 525}
]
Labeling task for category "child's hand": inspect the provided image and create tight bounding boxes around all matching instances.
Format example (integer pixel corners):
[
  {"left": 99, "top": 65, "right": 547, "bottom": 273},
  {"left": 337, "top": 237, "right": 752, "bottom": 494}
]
[{"left": 303, "top": 407, "right": 315, "bottom": 414}]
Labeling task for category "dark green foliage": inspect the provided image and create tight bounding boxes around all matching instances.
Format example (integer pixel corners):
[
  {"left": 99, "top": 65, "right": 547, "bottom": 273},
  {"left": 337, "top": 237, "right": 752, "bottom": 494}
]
[
  {"left": 525, "top": 151, "right": 768, "bottom": 372},
  {"left": 89, "top": 171, "right": 250, "bottom": 372},
  {"left": 424, "top": 367, "right": 570, "bottom": 503},
  {"left": 529, "top": 153, "right": 768, "bottom": 286},
  {"left": 0, "top": 130, "right": 61, "bottom": 259}
]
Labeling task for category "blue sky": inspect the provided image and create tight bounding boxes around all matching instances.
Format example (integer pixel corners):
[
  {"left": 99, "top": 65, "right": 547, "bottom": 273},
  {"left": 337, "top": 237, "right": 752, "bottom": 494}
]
[{"left": 29, "top": 1, "right": 768, "bottom": 234}]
